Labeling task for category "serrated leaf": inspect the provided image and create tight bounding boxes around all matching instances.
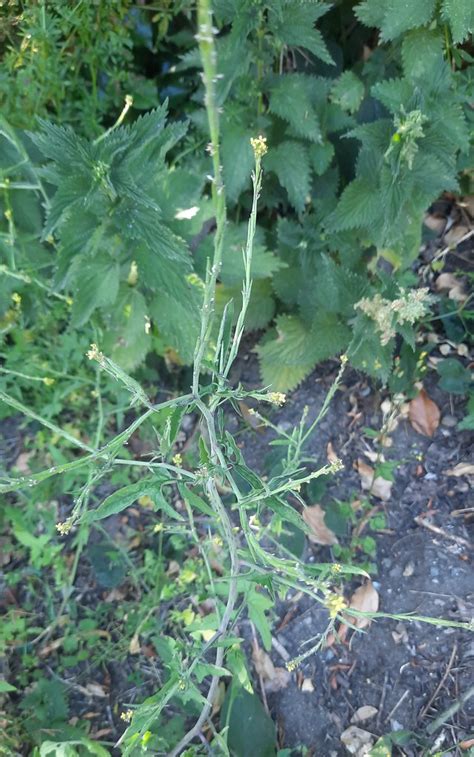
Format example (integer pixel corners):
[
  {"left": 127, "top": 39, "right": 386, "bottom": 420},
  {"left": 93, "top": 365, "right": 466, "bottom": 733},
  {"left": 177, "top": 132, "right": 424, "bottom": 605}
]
[
  {"left": 331, "top": 71, "right": 365, "bottom": 114},
  {"left": 309, "top": 141, "right": 335, "bottom": 175},
  {"left": 256, "top": 315, "right": 316, "bottom": 391},
  {"left": 401, "top": 29, "right": 443, "bottom": 81},
  {"left": 269, "top": 75, "right": 322, "bottom": 142},
  {"left": 103, "top": 288, "right": 151, "bottom": 371},
  {"left": 70, "top": 255, "right": 120, "bottom": 327},
  {"left": 274, "top": 1, "right": 333, "bottom": 64},
  {"left": 150, "top": 287, "right": 201, "bottom": 363},
  {"left": 331, "top": 179, "right": 381, "bottom": 231},
  {"left": 265, "top": 141, "right": 310, "bottom": 213},
  {"left": 355, "top": 0, "right": 436, "bottom": 41},
  {"left": 441, "top": 0, "right": 474, "bottom": 43}
]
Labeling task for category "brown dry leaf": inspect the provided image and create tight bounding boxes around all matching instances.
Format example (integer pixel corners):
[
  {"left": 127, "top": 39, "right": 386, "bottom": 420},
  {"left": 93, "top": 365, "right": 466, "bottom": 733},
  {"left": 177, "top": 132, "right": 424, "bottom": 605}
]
[
  {"left": 346, "top": 581, "right": 380, "bottom": 631},
  {"left": 460, "top": 738, "right": 474, "bottom": 750},
  {"left": 326, "top": 441, "right": 339, "bottom": 465},
  {"left": 350, "top": 705, "right": 378, "bottom": 724},
  {"left": 356, "top": 459, "right": 392, "bottom": 501},
  {"left": 340, "top": 725, "right": 375, "bottom": 755},
  {"left": 408, "top": 389, "right": 440, "bottom": 437},
  {"left": 252, "top": 645, "right": 290, "bottom": 693},
  {"left": 303, "top": 504, "right": 338, "bottom": 546},
  {"left": 444, "top": 462, "right": 474, "bottom": 477},
  {"left": 129, "top": 633, "right": 141, "bottom": 655}
]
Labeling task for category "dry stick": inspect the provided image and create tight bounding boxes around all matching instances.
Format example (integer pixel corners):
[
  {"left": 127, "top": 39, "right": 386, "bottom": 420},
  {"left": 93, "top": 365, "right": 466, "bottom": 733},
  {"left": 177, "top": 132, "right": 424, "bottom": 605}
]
[
  {"left": 384, "top": 689, "right": 410, "bottom": 724},
  {"left": 419, "top": 643, "right": 457, "bottom": 721},
  {"left": 414, "top": 516, "right": 472, "bottom": 550}
]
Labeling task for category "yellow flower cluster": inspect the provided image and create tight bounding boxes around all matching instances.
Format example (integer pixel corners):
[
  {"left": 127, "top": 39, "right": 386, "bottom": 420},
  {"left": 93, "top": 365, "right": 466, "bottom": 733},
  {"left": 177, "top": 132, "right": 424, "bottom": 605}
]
[
  {"left": 267, "top": 391, "right": 286, "bottom": 407},
  {"left": 120, "top": 709, "right": 133, "bottom": 723},
  {"left": 56, "top": 520, "right": 72, "bottom": 536},
  {"left": 324, "top": 592, "right": 347, "bottom": 618},
  {"left": 86, "top": 343, "right": 105, "bottom": 363},
  {"left": 250, "top": 134, "right": 268, "bottom": 159},
  {"left": 172, "top": 453, "right": 183, "bottom": 467}
]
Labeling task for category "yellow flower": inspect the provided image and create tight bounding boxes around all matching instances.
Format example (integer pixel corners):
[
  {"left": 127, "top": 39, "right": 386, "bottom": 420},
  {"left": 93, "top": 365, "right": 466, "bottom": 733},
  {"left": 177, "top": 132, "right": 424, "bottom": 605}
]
[
  {"left": 172, "top": 453, "right": 183, "bottom": 467},
  {"left": 86, "top": 343, "right": 104, "bottom": 363},
  {"left": 12, "top": 292, "right": 22, "bottom": 307},
  {"left": 120, "top": 709, "right": 133, "bottom": 723},
  {"left": 324, "top": 593, "right": 347, "bottom": 618},
  {"left": 250, "top": 134, "right": 268, "bottom": 159},
  {"left": 267, "top": 391, "right": 286, "bottom": 407},
  {"left": 56, "top": 520, "right": 72, "bottom": 536},
  {"left": 43, "top": 377, "right": 55, "bottom": 386}
]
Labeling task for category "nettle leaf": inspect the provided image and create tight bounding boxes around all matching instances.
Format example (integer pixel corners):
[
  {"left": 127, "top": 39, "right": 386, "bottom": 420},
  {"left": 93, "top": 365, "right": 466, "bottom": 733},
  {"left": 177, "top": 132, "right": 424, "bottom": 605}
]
[
  {"left": 441, "top": 0, "right": 474, "bottom": 43},
  {"left": 309, "top": 141, "right": 335, "bottom": 175},
  {"left": 355, "top": 0, "right": 436, "bottom": 41},
  {"left": 268, "top": 75, "right": 322, "bottom": 142},
  {"left": 273, "top": 0, "right": 333, "bottom": 65},
  {"left": 257, "top": 315, "right": 316, "bottom": 391},
  {"left": 330, "top": 71, "right": 365, "bottom": 114},
  {"left": 150, "top": 287, "right": 201, "bottom": 364},
  {"left": 70, "top": 255, "right": 120, "bottom": 327},
  {"left": 265, "top": 141, "right": 310, "bottom": 213},
  {"left": 401, "top": 29, "right": 443, "bottom": 81},
  {"left": 331, "top": 179, "right": 382, "bottom": 231},
  {"left": 221, "top": 121, "right": 254, "bottom": 203},
  {"left": 104, "top": 288, "right": 151, "bottom": 371},
  {"left": 217, "top": 279, "right": 276, "bottom": 331}
]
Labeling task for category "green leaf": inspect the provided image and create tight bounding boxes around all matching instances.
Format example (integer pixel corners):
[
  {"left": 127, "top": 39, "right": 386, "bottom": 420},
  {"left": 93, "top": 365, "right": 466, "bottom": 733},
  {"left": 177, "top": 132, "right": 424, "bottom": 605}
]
[
  {"left": 70, "top": 255, "right": 120, "bottom": 327},
  {"left": 86, "top": 477, "right": 171, "bottom": 523},
  {"left": 331, "top": 179, "right": 381, "bottom": 231},
  {"left": 150, "top": 287, "right": 201, "bottom": 363},
  {"left": 0, "top": 681, "right": 17, "bottom": 693},
  {"left": 265, "top": 141, "right": 310, "bottom": 213},
  {"left": 309, "top": 141, "right": 335, "bottom": 175},
  {"left": 247, "top": 586, "right": 273, "bottom": 651},
  {"left": 103, "top": 288, "right": 151, "bottom": 371},
  {"left": 437, "top": 358, "right": 472, "bottom": 394},
  {"left": 257, "top": 315, "right": 316, "bottom": 392},
  {"left": 222, "top": 122, "right": 254, "bottom": 202},
  {"left": 178, "top": 484, "right": 214, "bottom": 517},
  {"left": 330, "top": 72, "right": 365, "bottom": 114},
  {"left": 355, "top": 0, "right": 436, "bottom": 41},
  {"left": 441, "top": 0, "right": 474, "bottom": 43},
  {"left": 269, "top": 75, "right": 322, "bottom": 142},
  {"left": 273, "top": 1, "right": 333, "bottom": 64},
  {"left": 222, "top": 684, "right": 276, "bottom": 757},
  {"left": 401, "top": 29, "right": 443, "bottom": 81}
]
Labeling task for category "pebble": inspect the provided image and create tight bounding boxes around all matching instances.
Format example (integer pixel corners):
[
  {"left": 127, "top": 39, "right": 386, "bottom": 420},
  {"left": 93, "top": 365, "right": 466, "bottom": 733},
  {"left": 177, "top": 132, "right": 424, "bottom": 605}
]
[{"left": 441, "top": 415, "right": 458, "bottom": 427}]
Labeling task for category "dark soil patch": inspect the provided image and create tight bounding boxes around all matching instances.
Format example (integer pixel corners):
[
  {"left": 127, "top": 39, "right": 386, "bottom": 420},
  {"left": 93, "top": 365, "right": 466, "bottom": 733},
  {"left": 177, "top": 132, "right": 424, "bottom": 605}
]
[{"left": 231, "top": 356, "right": 473, "bottom": 755}]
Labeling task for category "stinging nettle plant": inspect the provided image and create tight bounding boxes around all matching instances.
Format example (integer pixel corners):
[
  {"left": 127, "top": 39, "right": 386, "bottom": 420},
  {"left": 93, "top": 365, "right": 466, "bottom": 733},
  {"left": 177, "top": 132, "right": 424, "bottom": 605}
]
[{"left": 1, "top": 2, "right": 472, "bottom": 755}]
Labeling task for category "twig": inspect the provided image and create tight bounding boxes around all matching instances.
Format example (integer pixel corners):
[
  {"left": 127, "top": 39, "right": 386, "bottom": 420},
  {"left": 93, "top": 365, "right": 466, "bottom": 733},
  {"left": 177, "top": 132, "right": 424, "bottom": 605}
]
[
  {"left": 376, "top": 672, "right": 389, "bottom": 729},
  {"left": 426, "top": 684, "right": 474, "bottom": 735},
  {"left": 271, "top": 636, "right": 290, "bottom": 662},
  {"left": 419, "top": 643, "right": 457, "bottom": 721},
  {"left": 414, "top": 516, "right": 472, "bottom": 549},
  {"left": 250, "top": 622, "right": 270, "bottom": 716},
  {"left": 384, "top": 689, "right": 410, "bottom": 724}
]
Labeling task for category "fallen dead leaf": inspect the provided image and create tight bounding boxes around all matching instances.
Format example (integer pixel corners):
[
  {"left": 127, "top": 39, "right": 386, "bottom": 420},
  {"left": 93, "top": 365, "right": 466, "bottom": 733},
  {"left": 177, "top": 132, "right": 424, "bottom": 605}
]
[
  {"left": 346, "top": 581, "right": 380, "bottom": 630},
  {"left": 252, "top": 645, "right": 290, "bottom": 693},
  {"left": 326, "top": 441, "right": 339, "bottom": 465},
  {"left": 303, "top": 504, "right": 338, "bottom": 546},
  {"left": 444, "top": 463, "right": 474, "bottom": 477},
  {"left": 129, "top": 633, "right": 141, "bottom": 655},
  {"left": 460, "top": 738, "right": 474, "bottom": 750},
  {"left": 409, "top": 389, "right": 440, "bottom": 437},
  {"left": 356, "top": 459, "right": 392, "bottom": 501},
  {"left": 340, "top": 725, "right": 374, "bottom": 755},
  {"left": 301, "top": 678, "right": 315, "bottom": 693},
  {"left": 38, "top": 637, "right": 64, "bottom": 658},
  {"left": 350, "top": 705, "right": 378, "bottom": 724}
]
